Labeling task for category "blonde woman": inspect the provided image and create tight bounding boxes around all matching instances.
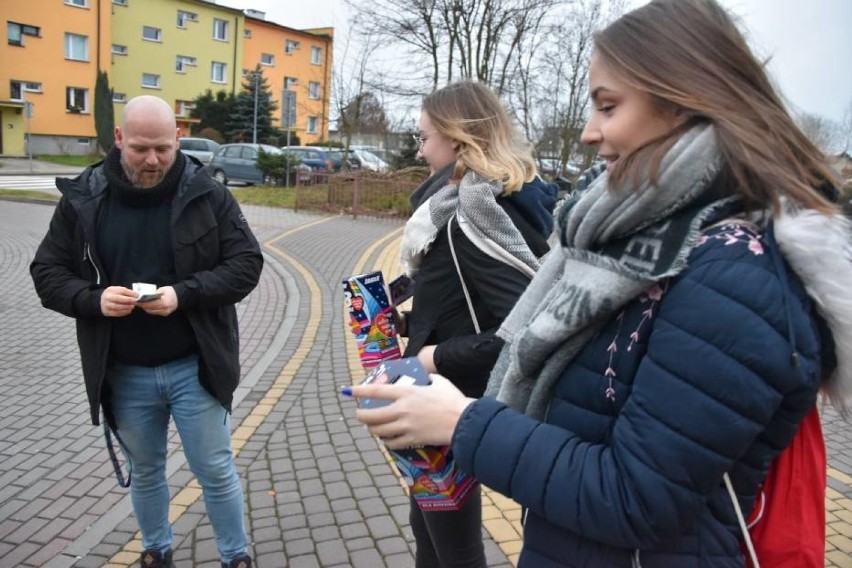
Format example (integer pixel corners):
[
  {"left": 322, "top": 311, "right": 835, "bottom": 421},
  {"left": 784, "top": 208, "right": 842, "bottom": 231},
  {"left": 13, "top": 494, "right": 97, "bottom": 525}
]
[{"left": 394, "top": 80, "right": 557, "bottom": 567}]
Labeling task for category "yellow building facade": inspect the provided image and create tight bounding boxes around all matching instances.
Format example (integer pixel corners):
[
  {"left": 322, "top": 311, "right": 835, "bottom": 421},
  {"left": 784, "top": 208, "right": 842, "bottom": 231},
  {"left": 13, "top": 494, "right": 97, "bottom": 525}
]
[
  {"left": 242, "top": 14, "right": 333, "bottom": 144},
  {"left": 1, "top": 0, "right": 111, "bottom": 156},
  {"left": 109, "top": 0, "right": 245, "bottom": 136},
  {"left": 0, "top": 0, "right": 333, "bottom": 155}
]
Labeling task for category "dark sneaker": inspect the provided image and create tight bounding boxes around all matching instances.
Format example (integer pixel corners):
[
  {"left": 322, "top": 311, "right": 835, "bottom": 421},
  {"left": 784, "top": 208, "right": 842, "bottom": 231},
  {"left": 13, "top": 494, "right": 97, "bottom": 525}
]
[
  {"left": 222, "top": 554, "right": 252, "bottom": 568},
  {"left": 140, "top": 548, "right": 174, "bottom": 568}
]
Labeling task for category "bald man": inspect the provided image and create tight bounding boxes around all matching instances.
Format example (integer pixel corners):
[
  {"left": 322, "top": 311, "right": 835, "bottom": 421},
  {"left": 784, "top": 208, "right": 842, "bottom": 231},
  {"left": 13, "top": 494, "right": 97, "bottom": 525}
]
[{"left": 31, "top": 95, "right": 261, "bottom": 568}]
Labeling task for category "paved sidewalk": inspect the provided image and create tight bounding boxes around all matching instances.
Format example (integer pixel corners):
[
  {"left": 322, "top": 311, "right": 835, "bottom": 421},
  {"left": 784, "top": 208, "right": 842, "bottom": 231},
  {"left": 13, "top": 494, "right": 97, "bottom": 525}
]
[
  {"left": 0, "top": 157, "right": 87, "bottom": 176},
  {"left": 0, "top": 199, "right": 850, "bottom": 567}
]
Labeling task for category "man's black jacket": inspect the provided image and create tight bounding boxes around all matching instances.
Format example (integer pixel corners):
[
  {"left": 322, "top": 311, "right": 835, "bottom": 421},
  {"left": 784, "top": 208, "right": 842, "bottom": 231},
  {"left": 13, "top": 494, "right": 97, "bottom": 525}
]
[{"left": 30, "top": 158, "right": 263, "bottom": 426}]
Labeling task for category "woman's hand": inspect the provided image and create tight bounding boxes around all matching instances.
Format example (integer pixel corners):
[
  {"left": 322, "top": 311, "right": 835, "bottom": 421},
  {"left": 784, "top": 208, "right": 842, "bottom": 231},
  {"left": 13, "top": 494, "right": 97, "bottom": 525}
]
[{"left": 344, "top": 374, "right": 475, "bottom": 449}]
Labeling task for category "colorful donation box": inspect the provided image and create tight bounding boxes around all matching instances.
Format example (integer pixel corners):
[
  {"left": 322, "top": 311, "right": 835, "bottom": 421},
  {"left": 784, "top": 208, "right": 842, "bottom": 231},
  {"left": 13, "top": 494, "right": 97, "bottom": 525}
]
[{"left": 343, "top": 271, "right": 401, "bottom": 369}]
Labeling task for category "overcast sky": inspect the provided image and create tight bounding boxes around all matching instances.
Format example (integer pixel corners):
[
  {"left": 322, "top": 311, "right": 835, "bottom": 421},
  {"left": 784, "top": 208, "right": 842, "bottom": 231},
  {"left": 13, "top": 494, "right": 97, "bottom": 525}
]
[{"left": 217, "top": 0, "right": 851, "bottom": 124}]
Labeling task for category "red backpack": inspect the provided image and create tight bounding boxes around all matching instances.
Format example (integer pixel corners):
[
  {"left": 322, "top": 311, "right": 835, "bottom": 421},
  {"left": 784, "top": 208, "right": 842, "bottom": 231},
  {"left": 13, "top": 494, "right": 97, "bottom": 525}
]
[{"left": 728, "top": 405, "right": 826, "bottom": 568}]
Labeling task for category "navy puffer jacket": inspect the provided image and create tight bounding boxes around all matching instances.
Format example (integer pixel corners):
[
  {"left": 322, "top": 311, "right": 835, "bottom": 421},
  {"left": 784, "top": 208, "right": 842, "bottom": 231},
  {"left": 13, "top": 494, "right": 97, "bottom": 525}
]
[{"left": 453, "top": 222, "right": 823, "bottom": 567}]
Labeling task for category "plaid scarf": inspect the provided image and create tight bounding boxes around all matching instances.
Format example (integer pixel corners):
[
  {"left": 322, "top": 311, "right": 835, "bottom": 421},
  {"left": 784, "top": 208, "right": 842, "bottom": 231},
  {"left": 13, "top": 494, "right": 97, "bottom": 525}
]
[
  {"left": 400, "top": 169, "right": 541, "bottom": 278},
  {"left": 486, "top": 124, "right": 739, "bottom": 419}
]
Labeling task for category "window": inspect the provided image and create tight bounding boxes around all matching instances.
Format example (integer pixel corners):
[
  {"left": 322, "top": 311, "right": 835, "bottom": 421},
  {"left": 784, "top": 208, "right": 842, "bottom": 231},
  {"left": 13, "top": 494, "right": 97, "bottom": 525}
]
[
  {"left": 285, "top": 39, "right": 300, "bottom": 54},
  {"left": 112, "top": 44, "right": 128, "bottom": 55},
  {"left": 307, "top": 116, "right": 318, "bottom": 134},
  {"left": 8, "top": 23, "right": 22, "bottom": 46},
  {"left": 10, "top": 81, "right": 41, "bottom": 99},
  {"left": 213, "top": 19, "right": 228, "bottom": 41},
  {"left": 243, "top": 29, "right": 251, "bottom": 38},
  {"left": 308, "top": 81, "right": 320, "bottom": 100},
  {"left": 177, "top": 10, "right": 197, "bottom": 27},
  {"left": 211, "top": 62, "right": 227, "bottom": 83},
  {"left": 8, "top": 22, "right": 40, "bottom": 46},
  {"left": 142, "top": 73, "right": 160, "bottom": 88},
  {"left": 112, "top": 0, "right": 128, "bottom": 5},
  {"left": 175, "top": 55, "right": 197, "bottom": 73},
  {"left": 310, "top": 46, "right": 322, "bottom": 65},
  {"left": 66, "top": 87, "right": 88, "bottom": 113},
  {"left": 113, "top": 92, "right": 127, "bottom": 102},
  {"left": 65, "top": 33, "right": 88, "bottom": 61},
  {"left": 142, "top": 26, "right": 161, "bottom": 41},
  {"left": 176, "top": 100, "right": 195, "bottom": 117},
  {"left": 65, "top": 0, "right": 88, "bottom": 6},
  {"left": 284, "top": 77, "right": 298, "bottom": 90},
  {"left": 260, "top": 53, "right": 274, "bottom": 66}
]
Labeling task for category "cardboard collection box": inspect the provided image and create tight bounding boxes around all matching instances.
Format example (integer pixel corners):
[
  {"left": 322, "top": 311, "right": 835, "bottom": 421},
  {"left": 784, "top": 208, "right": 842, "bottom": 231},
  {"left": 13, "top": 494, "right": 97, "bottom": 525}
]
[
  {"left": 343, "top": 270, "right": 401, "bottom": 369},
  {"left": 357, "top": 357, "right": 478, "bottom": 511}
]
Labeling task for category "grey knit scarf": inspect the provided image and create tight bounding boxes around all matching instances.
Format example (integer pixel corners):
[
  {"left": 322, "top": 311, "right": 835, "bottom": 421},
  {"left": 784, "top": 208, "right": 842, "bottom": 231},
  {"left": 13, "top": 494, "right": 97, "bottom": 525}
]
[
  {"left": 485, "top": 124, "right": 738, "bottom": 419},
  {"left": 400, "top": 169, "right": 541, "bottom": 278}
]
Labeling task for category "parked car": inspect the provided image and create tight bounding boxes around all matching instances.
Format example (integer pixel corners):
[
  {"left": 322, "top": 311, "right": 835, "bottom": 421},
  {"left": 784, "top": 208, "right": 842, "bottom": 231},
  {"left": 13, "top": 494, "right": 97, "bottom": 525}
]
[
  {"left": 179, "top": 137, "right": 220, "bottom": 165},
  {"left": 209, "top": 143, "right": 283, "bottom": 185},
  {"left": 351, "top": 145, "right": 397, "bottom": 166},
  {"left": 347, "top": 148, "right": 390, "bottom": 172},
  {"left": 280, "top": 146, "right": 355, "bottom": 172},
  {"left": 537, "top": 157, "right": 582, "bottom": 179}
]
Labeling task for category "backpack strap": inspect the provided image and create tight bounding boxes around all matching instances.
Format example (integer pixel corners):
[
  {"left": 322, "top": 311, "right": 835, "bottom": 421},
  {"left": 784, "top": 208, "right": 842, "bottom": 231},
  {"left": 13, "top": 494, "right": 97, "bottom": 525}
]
[{"left": 724, "top": 472, "right": 760, "bottom": 567}]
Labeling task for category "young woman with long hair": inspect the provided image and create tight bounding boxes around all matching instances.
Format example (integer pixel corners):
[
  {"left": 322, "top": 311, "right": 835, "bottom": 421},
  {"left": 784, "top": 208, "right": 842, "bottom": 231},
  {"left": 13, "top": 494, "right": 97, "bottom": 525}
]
[
  {"left": 347, "top": 1, "right": 850, "bottom": 566},
  {"left": 391, "top": 79, "right": 557, "bottom": 567}
]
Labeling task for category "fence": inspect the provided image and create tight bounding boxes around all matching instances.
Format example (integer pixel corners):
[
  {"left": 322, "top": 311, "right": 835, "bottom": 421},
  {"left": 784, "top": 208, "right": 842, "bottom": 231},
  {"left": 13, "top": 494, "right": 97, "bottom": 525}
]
[{"left": 293, "top": 170, "right": 424, "bottom": 220}]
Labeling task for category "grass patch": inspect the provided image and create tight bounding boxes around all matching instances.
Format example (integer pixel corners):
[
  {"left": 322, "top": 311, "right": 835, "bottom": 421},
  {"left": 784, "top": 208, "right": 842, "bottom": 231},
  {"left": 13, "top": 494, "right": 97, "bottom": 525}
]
[
  {"left": 230, "top": 185, "right": 295, "bottom": 209},
  {"left": 0, "top": 189, "right": 59, "bottom": 202},
  {"left": 36, "top": 154, "right": 100, "bottom": 167}
]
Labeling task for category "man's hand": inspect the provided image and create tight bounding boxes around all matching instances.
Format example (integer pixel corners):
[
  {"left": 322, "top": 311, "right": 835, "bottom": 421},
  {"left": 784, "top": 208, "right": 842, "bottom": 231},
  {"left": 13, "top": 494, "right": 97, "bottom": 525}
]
[
  {"left": 100, "top": 286, "right": 138, "bottom": 317},
  {"left": 137, "top": 286, "right": 179, "bottom": 316}
]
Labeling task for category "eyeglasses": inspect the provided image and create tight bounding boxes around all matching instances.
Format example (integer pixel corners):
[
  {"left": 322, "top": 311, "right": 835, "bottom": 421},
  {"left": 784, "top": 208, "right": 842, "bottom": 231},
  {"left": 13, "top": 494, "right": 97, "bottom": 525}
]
[{"left": 412, "top": 131, "right": 437, "bottom": 149}]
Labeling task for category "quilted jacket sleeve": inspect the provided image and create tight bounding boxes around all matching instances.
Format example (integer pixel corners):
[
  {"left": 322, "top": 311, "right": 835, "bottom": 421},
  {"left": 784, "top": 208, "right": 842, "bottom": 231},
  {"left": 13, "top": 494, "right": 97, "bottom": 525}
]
[{"left": 452, "top": 237, "right": 822, "bottom": 549}]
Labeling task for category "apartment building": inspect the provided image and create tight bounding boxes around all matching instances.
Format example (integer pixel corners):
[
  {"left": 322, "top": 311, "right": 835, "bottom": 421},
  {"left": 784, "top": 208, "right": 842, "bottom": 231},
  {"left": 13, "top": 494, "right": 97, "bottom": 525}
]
[
  {"left": 1, "top": 0, "right": 111, "bottom": 156},
  {"left": 0, "top": 0, "right": 333, "bottom": 156},
  {"left": 242, "top": 11, "right": 333, "bottom": 144},
  {"left": 110, "top": 0, "right": 245, "bottom": 136}
]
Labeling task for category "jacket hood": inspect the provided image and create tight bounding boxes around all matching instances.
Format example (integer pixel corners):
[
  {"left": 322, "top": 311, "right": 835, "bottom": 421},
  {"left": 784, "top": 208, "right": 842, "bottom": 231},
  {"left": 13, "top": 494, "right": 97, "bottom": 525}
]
[
  {"left": 505, "top": 176, "right": 558, "bottom": 239},
  {"left": 775, "top": 202, "right": 852, "bottom": 417}
]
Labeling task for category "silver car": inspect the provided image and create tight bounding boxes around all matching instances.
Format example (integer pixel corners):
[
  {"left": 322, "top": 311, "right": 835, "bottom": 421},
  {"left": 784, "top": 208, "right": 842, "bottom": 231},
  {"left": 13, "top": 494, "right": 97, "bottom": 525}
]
[{"left": 179, "top": 137, "right": 221, "bottom": 165}]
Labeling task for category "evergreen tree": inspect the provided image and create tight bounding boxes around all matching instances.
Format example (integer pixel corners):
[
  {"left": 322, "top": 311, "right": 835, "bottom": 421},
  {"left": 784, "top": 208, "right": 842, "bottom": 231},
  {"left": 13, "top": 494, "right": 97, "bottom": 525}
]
[
  {"left": 393, "top": 130, "right": 421, "bottom": 169},
  {"left": 190, "top": 90, "right": 235, "bottom": 140},
  {"left": 94, "top": 70, "right": 115, "bottom": 154},
  {"left": 227, "top": 66, "right": 279, "bottom": 143}
]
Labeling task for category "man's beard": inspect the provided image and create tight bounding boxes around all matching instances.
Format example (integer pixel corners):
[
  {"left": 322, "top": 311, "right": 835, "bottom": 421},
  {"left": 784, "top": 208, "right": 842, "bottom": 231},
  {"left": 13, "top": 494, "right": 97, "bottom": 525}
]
[{"left": 120, "top": 157, "right": 172, "bottom": 188}]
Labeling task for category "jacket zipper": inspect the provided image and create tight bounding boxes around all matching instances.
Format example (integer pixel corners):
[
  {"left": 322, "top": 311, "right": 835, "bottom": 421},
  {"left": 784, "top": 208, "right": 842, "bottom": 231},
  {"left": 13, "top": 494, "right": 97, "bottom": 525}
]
[{"left": 83, "top": 243, "right": 101, "bottom": 285}]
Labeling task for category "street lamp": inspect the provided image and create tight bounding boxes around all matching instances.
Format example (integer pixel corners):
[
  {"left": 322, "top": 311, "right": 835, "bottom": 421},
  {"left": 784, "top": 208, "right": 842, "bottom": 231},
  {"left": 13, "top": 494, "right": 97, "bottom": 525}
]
[{"left": 252, "top": 70, "right": 259, "bottom": 144}]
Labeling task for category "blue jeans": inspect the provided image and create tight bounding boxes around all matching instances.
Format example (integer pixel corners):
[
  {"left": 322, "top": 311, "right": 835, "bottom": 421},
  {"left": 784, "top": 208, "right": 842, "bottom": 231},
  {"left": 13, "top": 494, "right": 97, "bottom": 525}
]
[{"left": 106, "top": 354, "right": 248, "bottom": 563}]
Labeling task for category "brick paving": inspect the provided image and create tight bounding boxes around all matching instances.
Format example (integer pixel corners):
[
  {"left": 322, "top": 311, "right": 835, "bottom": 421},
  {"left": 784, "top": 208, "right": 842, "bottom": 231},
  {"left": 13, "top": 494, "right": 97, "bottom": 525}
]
[{"left": 0, "top": 197, "right": 850, "bottom": 567}]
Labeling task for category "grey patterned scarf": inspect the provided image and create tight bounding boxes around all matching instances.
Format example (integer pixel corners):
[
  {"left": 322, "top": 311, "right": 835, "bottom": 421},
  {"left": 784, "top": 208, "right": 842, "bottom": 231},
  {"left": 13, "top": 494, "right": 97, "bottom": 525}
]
[
  {"left": 400, "top": 169, "right": 541, "bottom": 278},
  {"left": 485, "top": 124, "right": 738, "bottom": 419}
]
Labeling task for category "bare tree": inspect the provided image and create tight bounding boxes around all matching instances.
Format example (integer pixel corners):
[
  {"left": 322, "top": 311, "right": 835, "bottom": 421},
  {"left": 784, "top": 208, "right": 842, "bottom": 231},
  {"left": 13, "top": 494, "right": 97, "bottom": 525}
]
[
  {"left": 529, "top": 0, "right": 623, "bottom": 172},
  {"left": 797, "top": 112, "right": 841, "bottom": 153},
  {"left": 347, "top": 0, "right": 565, "bottom": 94},
  {"left": 840, "top": 98, "right": 852, "bottom": 154},
  {"left": 332, "top": 26, "right": 383, "bottom": 154}
]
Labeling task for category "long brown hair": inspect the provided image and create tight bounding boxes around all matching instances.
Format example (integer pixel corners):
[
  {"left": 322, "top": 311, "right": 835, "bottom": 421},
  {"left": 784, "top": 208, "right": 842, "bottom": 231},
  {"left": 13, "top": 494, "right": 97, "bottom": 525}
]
[
  {"left": 422, "top": 80, "right": 536, "bottom": 193},
  {"left": 595, "top": 0, "right": 838, "bottom": 214}
]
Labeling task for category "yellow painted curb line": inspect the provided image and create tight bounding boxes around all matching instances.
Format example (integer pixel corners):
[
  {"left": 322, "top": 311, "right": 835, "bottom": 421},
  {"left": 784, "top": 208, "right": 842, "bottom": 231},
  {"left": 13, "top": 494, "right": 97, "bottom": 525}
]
[{"left": 105, "top": 216, "right": 335, "bottom": 567}]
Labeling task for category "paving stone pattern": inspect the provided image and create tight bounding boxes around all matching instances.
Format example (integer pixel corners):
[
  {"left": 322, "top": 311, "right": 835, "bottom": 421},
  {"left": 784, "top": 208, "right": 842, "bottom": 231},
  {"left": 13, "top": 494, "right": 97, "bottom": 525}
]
[{"left": 0, "top": 199, "right": 849, "bottom": 567}]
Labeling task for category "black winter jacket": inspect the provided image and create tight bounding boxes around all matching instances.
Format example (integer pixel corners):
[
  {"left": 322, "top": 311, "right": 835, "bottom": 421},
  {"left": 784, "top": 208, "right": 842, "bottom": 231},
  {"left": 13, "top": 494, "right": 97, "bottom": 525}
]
[
  {"left": 404, "top": 177, "right": 557, "bottom": 397},
  {"left": 30, "top": 158, "right": 263, "bottom": 426}
]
